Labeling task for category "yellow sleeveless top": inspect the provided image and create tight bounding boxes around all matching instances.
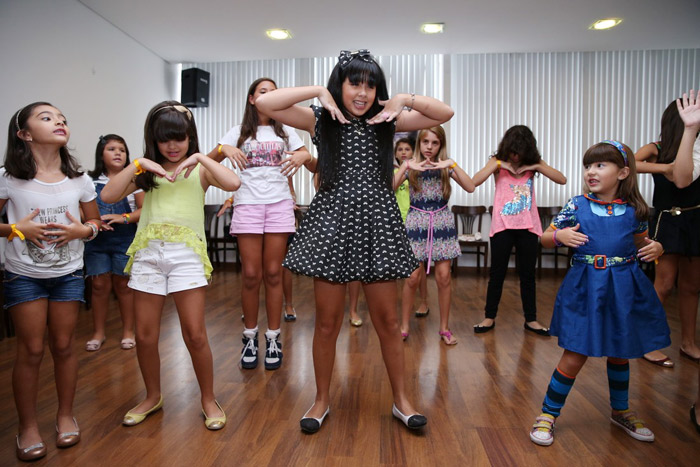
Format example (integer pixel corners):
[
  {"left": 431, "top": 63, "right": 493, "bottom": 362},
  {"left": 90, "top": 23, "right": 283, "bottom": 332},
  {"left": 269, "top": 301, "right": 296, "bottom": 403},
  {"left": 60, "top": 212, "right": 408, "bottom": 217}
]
[{"left": 125, "top": 164, "right": 212, "bottom": 278}]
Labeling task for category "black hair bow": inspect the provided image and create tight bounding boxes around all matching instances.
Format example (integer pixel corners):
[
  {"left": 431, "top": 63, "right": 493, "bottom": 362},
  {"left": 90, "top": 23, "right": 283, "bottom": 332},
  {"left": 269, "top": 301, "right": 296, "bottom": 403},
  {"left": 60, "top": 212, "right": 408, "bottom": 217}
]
[{"left": 338, "top": 49, "right": 374, "bottom": 68}]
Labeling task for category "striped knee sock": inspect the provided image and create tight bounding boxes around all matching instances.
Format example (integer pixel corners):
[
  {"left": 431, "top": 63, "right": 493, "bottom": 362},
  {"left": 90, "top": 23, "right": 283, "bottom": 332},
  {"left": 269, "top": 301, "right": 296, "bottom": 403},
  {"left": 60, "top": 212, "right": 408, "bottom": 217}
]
[
  {"left": 542, "top": 367, "right": 576, "bottom": 417},
  {"left": 607, "top": 360, "right": 630, "bottom": 411}
]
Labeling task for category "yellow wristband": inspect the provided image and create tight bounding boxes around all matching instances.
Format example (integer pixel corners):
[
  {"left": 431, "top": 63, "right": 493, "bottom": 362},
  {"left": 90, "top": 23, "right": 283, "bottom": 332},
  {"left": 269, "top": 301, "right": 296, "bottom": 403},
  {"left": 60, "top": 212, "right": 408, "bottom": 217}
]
[
  {"left": 133, "top": 159, "right": 145, "bottom": 175},
  {"left": 449, "top": 162, "right": 457, "bottom": 169},
  {"left": 496, "top": 160, "right": 501, "bottom": 169},
  {"left": 228, "top": 197, "right": 234, "bottom": 204},
  {"left": 218, "top": 144, "right": 224, "bottom": 154},
  {"left": 7, "top": 224, "right": 25, "bottom": 241}
]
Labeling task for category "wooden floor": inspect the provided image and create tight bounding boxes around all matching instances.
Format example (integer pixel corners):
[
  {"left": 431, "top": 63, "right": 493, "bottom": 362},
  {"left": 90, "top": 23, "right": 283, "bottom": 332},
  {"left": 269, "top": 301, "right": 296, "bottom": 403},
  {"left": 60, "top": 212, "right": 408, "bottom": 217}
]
[{"left": 0, "top": 266, "right": 698, "bottom": 466}]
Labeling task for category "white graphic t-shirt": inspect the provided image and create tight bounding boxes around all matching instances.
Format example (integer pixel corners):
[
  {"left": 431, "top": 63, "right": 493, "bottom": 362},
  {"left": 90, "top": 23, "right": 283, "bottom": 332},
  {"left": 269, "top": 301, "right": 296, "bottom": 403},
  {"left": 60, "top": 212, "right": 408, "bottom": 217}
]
[
  {"left": 218, "top": 125, "right": 304, "bottom": 205},
  {"left": 0, "top": 169, "right": 97, "bottom": 278}
]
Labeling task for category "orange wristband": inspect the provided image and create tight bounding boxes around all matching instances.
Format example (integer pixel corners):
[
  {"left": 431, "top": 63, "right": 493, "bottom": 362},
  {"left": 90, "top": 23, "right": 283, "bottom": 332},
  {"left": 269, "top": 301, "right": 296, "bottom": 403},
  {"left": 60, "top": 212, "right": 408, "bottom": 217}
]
[
  {"left": 133, "top": 159, "right": 145, "bottom": 175},
  {"left": 7, "top": 224, "right": 25, "bottom": 241}
]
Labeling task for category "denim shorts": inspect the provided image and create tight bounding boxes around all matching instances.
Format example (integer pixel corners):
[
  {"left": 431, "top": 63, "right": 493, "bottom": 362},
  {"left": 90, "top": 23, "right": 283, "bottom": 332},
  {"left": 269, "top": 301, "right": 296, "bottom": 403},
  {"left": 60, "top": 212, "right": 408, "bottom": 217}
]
[
  {"left": 84, "top": 250, "right": 130, "bottom": 276},
  {"left": 3, "top": 270, "right": 85, "bottom": 309},
  {"left": 84, "top": 230, "right": 133, "bottom": 276}
]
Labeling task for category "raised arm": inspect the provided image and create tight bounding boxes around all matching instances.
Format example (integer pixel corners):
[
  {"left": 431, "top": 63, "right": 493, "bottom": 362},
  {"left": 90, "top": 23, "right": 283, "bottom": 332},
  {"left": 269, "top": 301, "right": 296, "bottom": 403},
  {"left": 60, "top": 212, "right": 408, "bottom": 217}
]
[
  {"left": 674, "top": 91, "right": 700, "bottom": 188},
  {"left": 634, "top": 143, "right": 673, "bottom": 177},
  {"left": 102, "top": 159, "right": 166, "bottom": 203},
  {"left": 255, "top": 86, "right": 331, "bottom": 134},
  {"left": 372, "top": 94, "right": 454, "bottom": 132},
  {"left": 431, "top": 158, "right": 475, "bottom": 192},
  {"left": 392, "top": 160, "right": 410, "bottom": 191},
  {"left": 174, "top": 153, "right": 241, "bottom": 192},
  {"left": 531, "top": 160, "right": 567, "bottom": 185},
  {"left": 471, "top": 158, "right": 499, "bottom": 187}
]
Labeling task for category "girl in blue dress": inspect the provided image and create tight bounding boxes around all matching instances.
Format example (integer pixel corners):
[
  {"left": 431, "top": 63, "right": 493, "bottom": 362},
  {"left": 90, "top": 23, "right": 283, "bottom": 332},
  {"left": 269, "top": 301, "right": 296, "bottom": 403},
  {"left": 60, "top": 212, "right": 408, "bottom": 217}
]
[{"left": 529, "top": 140, "right": 670, "bottom": 446}]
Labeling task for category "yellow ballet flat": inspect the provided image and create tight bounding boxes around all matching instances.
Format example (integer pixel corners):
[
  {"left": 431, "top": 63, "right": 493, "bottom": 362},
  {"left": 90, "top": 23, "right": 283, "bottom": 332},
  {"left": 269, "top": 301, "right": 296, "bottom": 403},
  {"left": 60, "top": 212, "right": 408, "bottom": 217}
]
[
  {"left": 203, "top": 400, "right": 226, "bottom": 430},
  {"left": 123, "top": 395, "right": 164, "bottom": 426}
]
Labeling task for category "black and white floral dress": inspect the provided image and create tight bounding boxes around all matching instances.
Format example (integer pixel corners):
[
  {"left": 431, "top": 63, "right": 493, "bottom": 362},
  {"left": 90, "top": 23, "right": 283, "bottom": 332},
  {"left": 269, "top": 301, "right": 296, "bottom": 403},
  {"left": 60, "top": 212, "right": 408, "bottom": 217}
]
[{"left": 283, "top": 106, "right": 419, "bottom": 283}]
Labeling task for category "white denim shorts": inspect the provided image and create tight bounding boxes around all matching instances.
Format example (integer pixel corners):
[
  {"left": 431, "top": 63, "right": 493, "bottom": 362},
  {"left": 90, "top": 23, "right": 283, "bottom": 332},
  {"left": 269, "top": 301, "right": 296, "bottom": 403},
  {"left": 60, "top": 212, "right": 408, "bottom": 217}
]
[{"left": 128, "top": 241, "right": 208, "bottom": 296}]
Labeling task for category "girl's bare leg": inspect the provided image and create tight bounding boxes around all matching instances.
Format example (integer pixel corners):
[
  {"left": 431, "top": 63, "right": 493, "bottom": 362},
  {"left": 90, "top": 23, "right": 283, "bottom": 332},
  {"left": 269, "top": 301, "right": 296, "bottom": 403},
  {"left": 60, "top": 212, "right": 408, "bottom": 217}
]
[
  {"left": 128, "top": 291, "right": 165, "bottom": 413},
  {"left": 173, "top": 287, "right": 223, "bottom": 417},
  {"left": 305, "top": 279, "right": 346, "bottom": 419},
  {"left": 11, "top": 299, "right": 49, "bottom": 448},
  {"left": 363, "top": 280, "right": 420, "bottom": 415}
]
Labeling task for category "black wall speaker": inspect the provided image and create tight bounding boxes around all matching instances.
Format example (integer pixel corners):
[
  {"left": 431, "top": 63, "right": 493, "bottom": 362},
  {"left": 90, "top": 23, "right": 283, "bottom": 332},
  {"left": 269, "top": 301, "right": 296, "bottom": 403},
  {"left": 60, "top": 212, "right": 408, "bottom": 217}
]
[{"left": 181, "top": 68, "right": 210, "bottom": 108}]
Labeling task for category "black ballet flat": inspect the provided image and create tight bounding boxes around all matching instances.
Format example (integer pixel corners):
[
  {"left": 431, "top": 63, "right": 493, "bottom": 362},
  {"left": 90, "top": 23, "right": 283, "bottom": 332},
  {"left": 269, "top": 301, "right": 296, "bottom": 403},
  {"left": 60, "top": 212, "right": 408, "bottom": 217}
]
[
  {"left": 524, "top": 323, "right": 550, "bottom": 336},
  {"left": 473, "top": 322, "right": 495, "bottom": 334},
  {"left": 392, "top": 404, "right": 427, "bottom": 429},
  {"left": 300, "top": 407, "right": 329, "bottom": 434}
]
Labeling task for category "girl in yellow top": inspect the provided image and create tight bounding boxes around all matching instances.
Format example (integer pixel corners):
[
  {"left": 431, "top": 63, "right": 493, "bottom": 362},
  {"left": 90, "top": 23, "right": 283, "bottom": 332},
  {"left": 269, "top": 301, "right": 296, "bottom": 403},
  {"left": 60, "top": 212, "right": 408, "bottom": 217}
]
[{"left": 102, "top": 101, "right": 240, "bottom": 430}]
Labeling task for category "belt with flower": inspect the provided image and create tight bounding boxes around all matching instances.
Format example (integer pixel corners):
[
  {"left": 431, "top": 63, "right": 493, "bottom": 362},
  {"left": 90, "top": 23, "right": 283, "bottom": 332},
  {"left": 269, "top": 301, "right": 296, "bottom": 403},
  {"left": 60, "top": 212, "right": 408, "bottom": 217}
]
[{"left": 571, "top": 254, "right": 636, "bottom": 269}]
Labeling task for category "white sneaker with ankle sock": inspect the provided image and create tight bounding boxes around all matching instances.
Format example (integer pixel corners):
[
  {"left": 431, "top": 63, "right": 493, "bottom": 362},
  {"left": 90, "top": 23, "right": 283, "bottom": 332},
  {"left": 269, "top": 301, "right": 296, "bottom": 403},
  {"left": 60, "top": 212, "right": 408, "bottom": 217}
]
[
  {"left": 265, "top": 329, "right": 282, "bottom": 370},
  {"left": 240, "top": 327, "right": 258, "bottom": 369}
]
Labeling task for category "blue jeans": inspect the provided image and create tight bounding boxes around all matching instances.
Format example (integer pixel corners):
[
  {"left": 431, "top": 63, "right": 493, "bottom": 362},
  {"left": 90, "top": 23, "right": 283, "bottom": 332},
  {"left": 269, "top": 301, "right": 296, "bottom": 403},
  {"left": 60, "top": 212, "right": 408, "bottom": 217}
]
[{"left": 3, "top": 270, "right": 85, "bottom": 309}]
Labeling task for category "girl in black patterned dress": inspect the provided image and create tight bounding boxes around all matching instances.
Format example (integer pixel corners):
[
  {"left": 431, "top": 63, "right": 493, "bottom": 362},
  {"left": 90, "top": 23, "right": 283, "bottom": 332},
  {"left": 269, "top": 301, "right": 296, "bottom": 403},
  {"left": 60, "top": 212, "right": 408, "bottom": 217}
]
[{"left": 256, "top": 50, "right": 453, "bottom": 433}]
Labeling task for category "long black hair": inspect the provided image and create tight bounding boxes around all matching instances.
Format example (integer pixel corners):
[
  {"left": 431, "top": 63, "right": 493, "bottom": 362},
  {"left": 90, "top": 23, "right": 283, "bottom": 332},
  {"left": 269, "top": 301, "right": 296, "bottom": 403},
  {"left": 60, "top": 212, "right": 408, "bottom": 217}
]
[
  {"left": 657, "top": 99, "right": 684, "bottom": 164},
  {"left": 317, "top": 57, "right": 394, "bottom": 191},
  {"left": 237, "top": 78, "right": 288, "bottom": 148},
  {"left": 88, "top": 134, "right": 130, "bottom": 179},
  {"left": 136, "top": 101, "right": 199, "bottom": 191},
  {"left": 4, "top": 101, "right": 83, "bottom": 180}
]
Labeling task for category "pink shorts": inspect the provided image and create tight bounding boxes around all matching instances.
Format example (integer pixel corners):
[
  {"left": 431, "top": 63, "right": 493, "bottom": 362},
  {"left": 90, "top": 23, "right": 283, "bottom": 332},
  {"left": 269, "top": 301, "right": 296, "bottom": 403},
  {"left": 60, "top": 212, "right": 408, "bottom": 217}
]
[{"left": 231, "top": 199, "right": 295, "bottom": 235}]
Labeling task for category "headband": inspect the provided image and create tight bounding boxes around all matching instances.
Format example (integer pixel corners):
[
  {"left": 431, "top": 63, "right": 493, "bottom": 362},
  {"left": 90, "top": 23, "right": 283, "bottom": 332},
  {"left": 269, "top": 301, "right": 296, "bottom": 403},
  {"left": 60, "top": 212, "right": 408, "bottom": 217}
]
[
  {"left": 338, "top": 49, "right": 374, "bottom": 69},
  {"left": 14, "top": 106, "right": 26, "bottom": 131},
  {"left": 601, "top": 140, "right": 628, "bottom": 166},
  {"left": 153, "top": 104, "right": 192, "bottom": 120}
]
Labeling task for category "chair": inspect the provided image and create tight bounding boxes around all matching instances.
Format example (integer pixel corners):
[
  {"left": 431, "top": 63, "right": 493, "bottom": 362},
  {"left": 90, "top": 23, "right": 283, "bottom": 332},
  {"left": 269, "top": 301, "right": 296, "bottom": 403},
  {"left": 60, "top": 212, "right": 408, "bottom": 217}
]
[
  {"left": 537, "top": 206, "right": 570, "bottom": 274},
  {"left": 451, "top": 205, "right": 489, "bottom": 275},
  {"left": 204, "top": 204, "right": 239, "bottom": 268}
]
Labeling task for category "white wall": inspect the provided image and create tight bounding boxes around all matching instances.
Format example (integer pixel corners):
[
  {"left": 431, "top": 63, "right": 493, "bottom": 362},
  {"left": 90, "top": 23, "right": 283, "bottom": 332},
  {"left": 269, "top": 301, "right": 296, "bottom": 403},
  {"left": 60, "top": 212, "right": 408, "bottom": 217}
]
[{"left": 0, "top": 0, "right": 177, "bottom": 170}]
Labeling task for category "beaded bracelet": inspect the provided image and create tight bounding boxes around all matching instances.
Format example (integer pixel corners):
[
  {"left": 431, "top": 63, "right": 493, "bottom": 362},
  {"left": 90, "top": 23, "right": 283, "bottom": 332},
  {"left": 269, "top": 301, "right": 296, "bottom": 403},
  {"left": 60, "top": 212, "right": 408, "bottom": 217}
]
[
  {"left": 122, "top": 213, "right": 130, "bottom": 224},
  {"left": 82, "top": 221, "right": 99, "bottom": 242},
  {"left": 406, "top": 93, "right": 415, "bottom": 112}
]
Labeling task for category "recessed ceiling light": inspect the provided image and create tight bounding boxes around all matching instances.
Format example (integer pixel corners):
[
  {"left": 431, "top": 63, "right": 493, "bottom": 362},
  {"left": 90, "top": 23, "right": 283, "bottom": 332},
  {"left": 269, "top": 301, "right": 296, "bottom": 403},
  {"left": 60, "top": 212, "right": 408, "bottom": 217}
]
[
  {"left": 590, "top": 18, "right": 622, "bottom": 30},
  {"left": 266, "top": 29, "right": 292, "bottom": 40},
  {"left": 420, "top": 23, "right": 444, "bottom": 34}
]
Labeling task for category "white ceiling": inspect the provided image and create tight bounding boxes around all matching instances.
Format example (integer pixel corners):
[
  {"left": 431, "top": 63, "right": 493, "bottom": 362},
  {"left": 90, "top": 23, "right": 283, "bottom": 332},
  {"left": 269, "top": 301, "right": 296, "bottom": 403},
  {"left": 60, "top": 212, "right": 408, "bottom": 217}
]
[{"left": 79, "top": 0, "right": 700, "bottom": 64}]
